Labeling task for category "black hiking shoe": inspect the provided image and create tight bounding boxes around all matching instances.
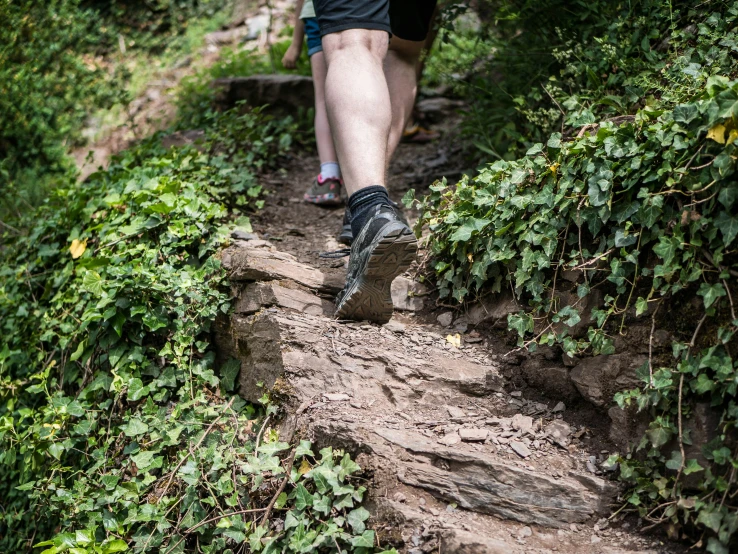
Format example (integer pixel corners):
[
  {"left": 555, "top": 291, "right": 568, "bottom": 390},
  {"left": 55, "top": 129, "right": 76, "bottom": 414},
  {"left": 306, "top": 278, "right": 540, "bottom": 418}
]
[
  {"left": 334, "top": 203, "right": 417, "bottom": 323},
  {"left": 337, "top": 208, "right": 353, "bottom": 245}
]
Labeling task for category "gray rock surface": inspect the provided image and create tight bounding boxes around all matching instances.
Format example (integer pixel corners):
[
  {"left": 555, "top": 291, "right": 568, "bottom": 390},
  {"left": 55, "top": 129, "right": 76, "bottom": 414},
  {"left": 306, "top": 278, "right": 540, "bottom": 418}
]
[
  {"left": 213, "top": 75, "right": 315, "bottom": 111},
  {"left": 373, "top": 427, "right": 614, "bottom": 527},
  {"left": 391, "top": 276, "right": 427, "bottom": 311},
  {"left": 221, "top": 245, "right": 344, "bottom": 294},
  {"left": 466, "top": 291, "right": 521, "bottom": 326},
  {"left": 570, "top": 353, "right": 646, "bottom": 407},
  {"left": 235, "top": 281, "right": 332, "bottom": 316}
]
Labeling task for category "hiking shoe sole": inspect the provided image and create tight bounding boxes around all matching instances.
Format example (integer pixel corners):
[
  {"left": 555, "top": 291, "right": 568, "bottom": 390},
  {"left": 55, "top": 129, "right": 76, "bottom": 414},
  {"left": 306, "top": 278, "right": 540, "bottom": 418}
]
[
  {"left": 304, "top": 193, "right": 344, "bottom": 206},
  {"left": 334, "top": 224, "right": 417, "bottom": 323}
]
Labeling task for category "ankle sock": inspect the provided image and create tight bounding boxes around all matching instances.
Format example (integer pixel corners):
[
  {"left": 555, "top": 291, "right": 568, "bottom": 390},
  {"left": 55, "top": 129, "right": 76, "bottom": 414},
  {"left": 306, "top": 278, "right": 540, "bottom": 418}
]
[
  {"left": 320, "top": 162, "right": 341, "bottom": 180},
  {"left": 348, "top": 185, "right": 390, "bottom": 238}
]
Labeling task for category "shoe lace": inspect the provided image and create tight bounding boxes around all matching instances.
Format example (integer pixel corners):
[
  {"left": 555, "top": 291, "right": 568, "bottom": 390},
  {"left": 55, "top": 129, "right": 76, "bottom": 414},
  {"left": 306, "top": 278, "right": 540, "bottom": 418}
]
[{"left": 319, "top": 248, "right": 351, "bottom": 259}]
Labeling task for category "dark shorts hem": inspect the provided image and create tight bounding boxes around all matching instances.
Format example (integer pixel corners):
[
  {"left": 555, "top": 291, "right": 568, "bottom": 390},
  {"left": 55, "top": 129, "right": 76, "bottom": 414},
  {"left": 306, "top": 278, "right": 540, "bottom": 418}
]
[{"left": 319, "top": 20, "right": 391, "bottom": 38}]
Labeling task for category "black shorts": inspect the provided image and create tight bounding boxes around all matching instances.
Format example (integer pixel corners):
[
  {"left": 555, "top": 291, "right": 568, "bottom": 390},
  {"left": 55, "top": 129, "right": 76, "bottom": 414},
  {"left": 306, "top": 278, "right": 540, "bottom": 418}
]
[{"left": 315, "top": 0, "right": 437, "bottom": 42}]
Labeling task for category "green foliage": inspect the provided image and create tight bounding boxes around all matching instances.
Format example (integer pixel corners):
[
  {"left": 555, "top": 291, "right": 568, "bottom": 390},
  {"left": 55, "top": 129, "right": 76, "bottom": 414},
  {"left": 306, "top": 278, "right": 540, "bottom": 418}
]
[
  {"left": 176, "top": 37, "right": 312, "bottom": 129},
  {"left": 0, "top": 0, "right": 124, "bottom": 194},
  {"left": 0, "top": 106, "right": 382, "bottom": 552},
  {"left": 445, "top": 0, "right": 738, "bottom": 161},
  {"left": 415, "top": 1, "right": 738, "bottom": 549},
  {"left": 0, "top": 0, "right": 231, "bottom": 221}
]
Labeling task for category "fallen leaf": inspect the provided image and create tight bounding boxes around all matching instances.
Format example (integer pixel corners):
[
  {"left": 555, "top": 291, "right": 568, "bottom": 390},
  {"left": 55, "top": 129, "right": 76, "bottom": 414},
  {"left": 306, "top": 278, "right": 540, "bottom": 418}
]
[
  {"left": 549, "top": 162, "right": 560, "bottom": 175},
  {"left": 446, "top": 333, "right": 461, "bottom": 348},
  {"left": 707, "top": 124, "right": 726, "bottom": 144},
  {"left": 69, "top": 238, "right": 87, "bottom": 259},
  {"left": 298, "top": 459, "right": 311, "bottom": 475}
]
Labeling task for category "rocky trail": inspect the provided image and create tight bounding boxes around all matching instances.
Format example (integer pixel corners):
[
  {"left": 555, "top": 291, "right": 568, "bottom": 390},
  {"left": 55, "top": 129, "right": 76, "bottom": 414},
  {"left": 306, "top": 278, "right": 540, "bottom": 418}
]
[
  {"left": 213, "top": 112, "right": 681, "bottom": 553},
  {"left": 68, "top": 1, "right": 683, "bottom": 550}
]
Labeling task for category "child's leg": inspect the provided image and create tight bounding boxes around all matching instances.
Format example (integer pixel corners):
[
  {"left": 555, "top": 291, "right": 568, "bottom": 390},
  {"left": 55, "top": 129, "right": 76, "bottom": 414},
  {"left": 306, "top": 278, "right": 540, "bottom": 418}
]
[{"left": 310, "top": 51, "right": 340, "bottom": 177}]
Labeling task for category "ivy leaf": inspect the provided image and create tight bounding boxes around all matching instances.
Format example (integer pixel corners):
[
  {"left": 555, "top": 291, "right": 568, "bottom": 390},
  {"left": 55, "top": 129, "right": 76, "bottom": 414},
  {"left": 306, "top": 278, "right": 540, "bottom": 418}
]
[
  {"left": 284, "top": 511, "right": 300, "bottom": 530},
  {"left": 350, "top": 530, "right": 375, "bottom": 548},
  {"left": 81, "top": 270, "right": 105, "bottom": 296},
  {"left": 646, "top": 425, "right": 671, "bottom": 448},
  {"left": 635, "top": 297, "right": 648, "bottom": 316},
  {"left": 706, "top": 537, "right": 729, "bottom": 554},
  {"left": 665, "top": 450, "right": 682, "bottom": 470},
  {"left": 692, "top": 373, "right": 715, "bottom": 394},
  {"left": 697, "top": 508, "right": 723, "bottom": 533},
  {"left": 449, "top": 218, "right": 490, "bottom": 242},
  {"left": 653, "top": 236, "right": 678, "bottom": 265},
  {"left": 48, "top": 443, "right": 65, "bottom": 460},
  {"left": 673, "top": 103, "right": 698, "bottom": 124},
  {"left": 338, "top": 454, "right": 361, "bottom": 480},
  {"left": 121, "top": 418, "right": 149, "bottom": 438},
  {"left": 684, "top": 459, "right": 704, "bottom": 475},
  {"left": 130, "top": 450, "right": 155, "bottom": 469},
  {"left": 312, "top": 494, "right": 331, "bottom": 515},
  {"left": 714, "top": 211, "right": 738, "bottom": 247},
  {"left": 101, "top": 539, "right": 129, "bottom": 553},
  {"left": 346, "top": 507, "right": 370, "bottom": 534},
  {"left": 718, "top": 187, "right": 736, "bottom": 210},
  {"left": 698, "top": 282, "right": 726, "bottom": 309},
  {"left": 294, "top": 484, "right": 313, "bottom": 511},
  {"left": 526, "top": 143, "right": 544, "bottom": 156},
  {"left": 294, "top": 440, "right": 314, "bottom": 459},
  {"left": 219, "top": 358, "right": 240, "bottom": 393}
]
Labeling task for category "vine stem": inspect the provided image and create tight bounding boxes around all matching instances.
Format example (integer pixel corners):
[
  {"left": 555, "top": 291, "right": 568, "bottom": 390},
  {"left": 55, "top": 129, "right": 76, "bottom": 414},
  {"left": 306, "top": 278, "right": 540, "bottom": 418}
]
[
  {"left": 254, "top": 413, "right": 272, "bottom": 457},
  {"left": 670, "top": 312, "right": 708, "bottom": 497},
  {"left": 185, "top": 507, "right": 267, "bottom": 535},
  {"left": 672, "top": 373, "right": 686, "bottom": 498},
  {"left": 619, "top": 232, "right": 643, "bottom": 335},
  {"left": 158, "top": 397, "right": 235, "bottom": 501},
  {"left": 259, "top": 448, "right": 297, "bottom": 527},
  {"left": 723, "top": 279, "right": 736, "bottom": 322},
  {"left": 647, "top": 301, "right": 662, "bottom": 388}
]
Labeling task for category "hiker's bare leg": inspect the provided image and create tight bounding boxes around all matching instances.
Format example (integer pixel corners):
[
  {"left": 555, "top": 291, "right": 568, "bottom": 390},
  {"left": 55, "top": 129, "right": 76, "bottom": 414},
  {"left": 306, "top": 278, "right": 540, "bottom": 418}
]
[
  {"left": 322, "top": 29, "right": 391, "bottom": 196},
  {"left": 310, "top": 51, "right": 339, "bottom": 166},
  {"left": 385, "top": 36, "right": 425, "bottom": 161}
]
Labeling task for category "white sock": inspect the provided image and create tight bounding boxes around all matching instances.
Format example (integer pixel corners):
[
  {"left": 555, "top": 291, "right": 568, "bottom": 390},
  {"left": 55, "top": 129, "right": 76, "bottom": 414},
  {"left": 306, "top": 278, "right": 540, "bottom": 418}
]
[{"left": 320, "top": 162, "right": 341, "bottom": 180}]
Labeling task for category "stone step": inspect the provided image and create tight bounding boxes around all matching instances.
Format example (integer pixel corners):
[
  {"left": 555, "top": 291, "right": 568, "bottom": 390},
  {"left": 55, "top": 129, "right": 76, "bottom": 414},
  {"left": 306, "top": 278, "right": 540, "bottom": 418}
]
[{"left": 215, "top": 245, "right": 673, "bottom": 552}]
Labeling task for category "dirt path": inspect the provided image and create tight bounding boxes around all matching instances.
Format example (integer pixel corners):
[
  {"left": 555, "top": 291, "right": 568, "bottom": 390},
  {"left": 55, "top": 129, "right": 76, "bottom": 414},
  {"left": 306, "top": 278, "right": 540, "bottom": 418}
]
[{"left": 217, "top": 121, "right": 681, "bottom": 553}]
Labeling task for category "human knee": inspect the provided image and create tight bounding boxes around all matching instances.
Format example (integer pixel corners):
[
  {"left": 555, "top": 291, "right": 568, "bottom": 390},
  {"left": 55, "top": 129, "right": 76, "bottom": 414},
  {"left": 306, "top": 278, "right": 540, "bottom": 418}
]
[
  {"left": 323, "top": 29, "right": 388, "bottom": 61},
  {"left": 388, "top": 36, "right": 423, "bottom": 65}
]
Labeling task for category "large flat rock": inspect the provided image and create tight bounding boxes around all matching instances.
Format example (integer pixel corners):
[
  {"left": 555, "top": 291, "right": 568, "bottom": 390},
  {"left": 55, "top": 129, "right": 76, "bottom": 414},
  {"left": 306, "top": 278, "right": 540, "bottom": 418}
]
[
  {"left": 212, "top": 75, "right": 315, "bottom": 111},
  {"left": 373, "top": 427, "right": 614, "bottom": 527},
  {"left": 221, "top": 245, "right": 344, "bottom": 294}
]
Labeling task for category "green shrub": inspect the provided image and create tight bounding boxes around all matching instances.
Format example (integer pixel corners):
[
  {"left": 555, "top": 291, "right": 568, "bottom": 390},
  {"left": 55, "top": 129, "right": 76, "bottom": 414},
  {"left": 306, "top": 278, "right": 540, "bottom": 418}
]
[
  {"left": 0, "top": 106, "right": 388, "bottom": 553},
  {"left": 413, "top": 1, "right": 738, "bottom": 550},
  {"left": 0, "top": 0, "right": 123, "bottom": 184}
]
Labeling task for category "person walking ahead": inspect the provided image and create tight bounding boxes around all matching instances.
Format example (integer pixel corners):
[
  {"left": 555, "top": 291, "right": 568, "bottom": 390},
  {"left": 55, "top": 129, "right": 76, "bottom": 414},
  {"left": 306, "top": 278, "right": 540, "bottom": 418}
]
[{"left": 316, "top": 0, "right": 436, "bottom": 323}]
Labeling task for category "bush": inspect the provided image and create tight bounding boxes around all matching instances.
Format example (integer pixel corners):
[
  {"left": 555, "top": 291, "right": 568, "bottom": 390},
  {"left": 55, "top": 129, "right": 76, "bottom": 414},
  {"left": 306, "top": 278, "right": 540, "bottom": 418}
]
[
  {"left": 413, "top": 1, "right": 738, "bottom": 550},
  {"left": 0, "top": 106, "right": 386, "bottom": 553}
]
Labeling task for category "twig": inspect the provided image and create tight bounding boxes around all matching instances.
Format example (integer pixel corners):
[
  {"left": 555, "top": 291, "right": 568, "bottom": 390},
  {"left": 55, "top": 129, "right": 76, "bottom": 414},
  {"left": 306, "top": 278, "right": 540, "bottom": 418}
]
[
  {"left": 702, "top": 249, "right": 738, "bottom": 278},
  {"left": 254, "top": 413, "right": 271, "bottom": 457},
  {"left": 541, "top": 83, "right": 566, "bottom": 135},
  {"left": 0, "top": 219, "right": 21, "bottom": 235},
  {"left": 572, "top": 248, "right": 614, "bottom": 271},
  {"left": 185, "top": 507, "right": 267, "bottom": 535},
  {"left": 619, "top": 232, "right": 643, "bottom": 334},
  {"left": 159, "top": 397, "right": 235, "bottom": 500},
  {"left": 671, "top": 373, "right": 686, "bottom": 497},
  {"left": 689, "top": 313, "right": 708, "bottom": 349},
  {"left": 259, "top": 448, "right": 297, "bottom": 527},
  {"left": 723, "top": 279, "right": 736, "bottom": 322},
  {"left": 647, "top": 301, "right": 662, "bottom": 388}
]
